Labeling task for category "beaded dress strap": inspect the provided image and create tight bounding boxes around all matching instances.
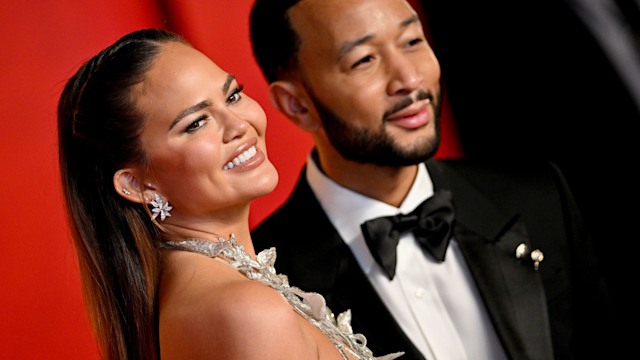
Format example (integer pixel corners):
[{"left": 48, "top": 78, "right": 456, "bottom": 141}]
[{"left": 161, "top": 235, "right": 404, "bottom": 360}]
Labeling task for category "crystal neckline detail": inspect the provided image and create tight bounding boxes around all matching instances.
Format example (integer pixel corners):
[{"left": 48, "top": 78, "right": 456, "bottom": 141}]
[{"left": 161, "top": 234, "right": 403, "bottom": 360}]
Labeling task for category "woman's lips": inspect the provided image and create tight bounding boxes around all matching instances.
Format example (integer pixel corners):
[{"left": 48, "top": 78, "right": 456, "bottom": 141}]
[{"left": 223, "top": 145, "right": 258, "bottom": 170}]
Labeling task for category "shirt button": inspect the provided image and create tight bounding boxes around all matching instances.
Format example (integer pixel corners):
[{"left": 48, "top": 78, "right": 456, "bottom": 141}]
[{"left": 414, "top": 287, "right": 426, "bottom": 299}]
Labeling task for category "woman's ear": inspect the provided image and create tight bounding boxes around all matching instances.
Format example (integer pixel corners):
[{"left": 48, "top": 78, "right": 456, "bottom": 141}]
[
  {"left": 113, "top": 169, "right": 148, "bottom": 204},
  {"left": 269, "top": 80, "right": 320, "bottom": 132}
]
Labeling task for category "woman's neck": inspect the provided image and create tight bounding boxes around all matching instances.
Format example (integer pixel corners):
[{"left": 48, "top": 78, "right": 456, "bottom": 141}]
[{"left": 161, "top": 219, "right": 255, "bottom": 257}]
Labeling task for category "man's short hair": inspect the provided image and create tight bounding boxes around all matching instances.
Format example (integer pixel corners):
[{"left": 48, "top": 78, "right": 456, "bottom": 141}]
[{"left": 250, "top": 0, "right": 302, "bottom": 83}]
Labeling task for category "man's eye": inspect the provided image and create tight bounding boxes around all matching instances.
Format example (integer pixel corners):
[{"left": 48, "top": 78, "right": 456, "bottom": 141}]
[
  {"left": 351, "top": 55, "right": 373, "bottom": 68},
  {"left": 352, "top": 55, "right": 374, "bottom": 69},
  {"left": 407, "top": 37, "right": 424, "bottom": 47}
]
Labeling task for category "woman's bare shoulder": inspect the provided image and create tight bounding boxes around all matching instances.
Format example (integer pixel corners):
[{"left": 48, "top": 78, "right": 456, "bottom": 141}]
[{"left": 158, "top": 250, "right": 319, "bottom": 359}]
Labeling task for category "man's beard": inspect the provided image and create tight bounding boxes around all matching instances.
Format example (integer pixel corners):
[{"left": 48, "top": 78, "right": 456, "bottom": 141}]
[{"left": 308, "top": 88, "right": 443, "bottom": 166}]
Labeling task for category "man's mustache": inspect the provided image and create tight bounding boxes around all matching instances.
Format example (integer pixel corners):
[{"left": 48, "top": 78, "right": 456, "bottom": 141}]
[{"left": 383, "top": 90, "right": 433, "bottom": 119}]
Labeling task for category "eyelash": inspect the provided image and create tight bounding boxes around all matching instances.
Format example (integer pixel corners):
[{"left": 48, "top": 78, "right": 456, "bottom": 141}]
[
  {"left": 185, "top": 115, "right": 208, "bottom": 133},
  {"left": 184, "top": 84, "right": 246, "bottom": 133},
  {"left": 407, "top": 37, "right": 423, "bottom": 47},
  {"left": 351, "top": 37, "right": 424, "bottom": 69},
  {"left": 352, "top": 55, "right": 373, "bottom": 69},
  {"left": 227, "top": 84, "right": 244, "bottom": 105}
]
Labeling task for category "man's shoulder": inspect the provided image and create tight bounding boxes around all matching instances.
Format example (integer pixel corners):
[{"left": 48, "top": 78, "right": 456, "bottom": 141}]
[
  {"left": 431, "top": 158, "right": 566, "bottom": 195},
  {"left": 429, "top": 158, "right": 576, "bottom": 224},
  {"left": 251, "top": 169, "right": 327, "bottom": 251},
  {"left": 433, "top": 158, "right": 560, "bottom": 179},
  {"left": 253, "top": 171, "right": 317, "bottom": 225},
  {"left": 433, "top": 158, "right": 582, "bottom": 244}
]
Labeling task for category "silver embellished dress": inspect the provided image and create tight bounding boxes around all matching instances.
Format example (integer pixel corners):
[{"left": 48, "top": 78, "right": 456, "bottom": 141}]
[{"left": 162, "top": 235, "right": 404, "bottom": 360}]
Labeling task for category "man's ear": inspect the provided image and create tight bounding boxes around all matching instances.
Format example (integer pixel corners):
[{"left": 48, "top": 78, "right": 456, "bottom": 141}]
[
  {"left": 269, "top": 80, "right": 320, "bottom": 132},
  {"left": 113, "top": 169, "right": 149, "bottom": 204}
]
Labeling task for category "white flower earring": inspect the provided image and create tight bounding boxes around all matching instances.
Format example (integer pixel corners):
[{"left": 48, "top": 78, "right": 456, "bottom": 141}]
[{"left": 150, "top": 193, "right": 172, "bottom": 221}]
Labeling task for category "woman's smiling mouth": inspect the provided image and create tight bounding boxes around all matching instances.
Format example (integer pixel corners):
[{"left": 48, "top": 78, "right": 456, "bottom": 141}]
[{"left": 223, "top": 145, "right": 257, "bottom": 170}]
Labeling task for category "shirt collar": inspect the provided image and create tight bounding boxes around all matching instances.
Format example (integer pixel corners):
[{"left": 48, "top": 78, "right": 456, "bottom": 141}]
[{"left": 306, "top": 153, "right": 435, "bottom": 272}]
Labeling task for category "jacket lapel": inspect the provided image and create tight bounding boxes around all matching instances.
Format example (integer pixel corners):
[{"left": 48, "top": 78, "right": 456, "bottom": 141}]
[{"left": 427, "top": 159, "right": 553, "bottom": 359}]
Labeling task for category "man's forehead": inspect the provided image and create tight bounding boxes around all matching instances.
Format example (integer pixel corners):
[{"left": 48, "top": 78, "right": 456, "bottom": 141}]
[{"left": 289, "top": 0, "right": 417, "bottom": 50}]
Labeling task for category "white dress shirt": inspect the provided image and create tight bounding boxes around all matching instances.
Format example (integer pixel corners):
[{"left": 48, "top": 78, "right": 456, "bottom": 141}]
[{"left": 306, "top": 156, "right": 507, "bottom": 360}]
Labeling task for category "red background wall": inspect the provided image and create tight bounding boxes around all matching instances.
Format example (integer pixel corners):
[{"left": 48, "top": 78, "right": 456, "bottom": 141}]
[{"left": 0, "top": 1, "right": 461, "bottom": 358}]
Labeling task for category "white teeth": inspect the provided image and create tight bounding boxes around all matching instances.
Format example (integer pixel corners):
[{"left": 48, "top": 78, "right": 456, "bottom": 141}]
[{"left": 223, "top": 146, "right": 257, "bottom": 170}]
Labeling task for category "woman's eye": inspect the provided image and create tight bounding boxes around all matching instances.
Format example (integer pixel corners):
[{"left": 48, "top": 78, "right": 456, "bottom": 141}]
[
  {"left": 228, "top": 92, "right": 241, "bottom": 103},
  {"left": 227, "top": 84, "right": 244, "bottom": 105},
  {"left": 185, "top": 115, "right": 208, "bottom": 133}
]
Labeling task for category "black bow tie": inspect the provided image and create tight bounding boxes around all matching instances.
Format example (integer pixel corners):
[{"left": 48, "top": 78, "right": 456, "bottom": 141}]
[{"left": 360, "top": 189, "right": 455, "bottom": 280}]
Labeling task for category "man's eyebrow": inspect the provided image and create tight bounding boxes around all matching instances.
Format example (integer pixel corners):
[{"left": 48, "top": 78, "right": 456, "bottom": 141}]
[
  {"left": 169, "top": 100, "right": 211, "bottom": 130},
  {"left": 337, "top": 34, "right": 374, "bottom": 62},
  {"left": 336, "top": 14, "right": 421, "bottom": 62},
  {"left": 400, "top": 14, "right": 420, "bottom": 29}
]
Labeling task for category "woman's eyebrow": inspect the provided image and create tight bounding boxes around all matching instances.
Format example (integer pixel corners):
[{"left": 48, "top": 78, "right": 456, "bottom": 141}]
[{"left": 169, "top": 100, "right": 211, "bottom": 130}]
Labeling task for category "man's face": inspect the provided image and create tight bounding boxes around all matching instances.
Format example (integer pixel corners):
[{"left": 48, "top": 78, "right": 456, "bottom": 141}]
[{"left": 289, "top": 0, "right": 442, "bottom": 165}]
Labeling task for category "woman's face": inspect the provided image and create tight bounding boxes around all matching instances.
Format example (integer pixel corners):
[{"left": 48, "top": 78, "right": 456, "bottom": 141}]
[{"left": 133, "top": 41, "right": 278, "bottom": 222}]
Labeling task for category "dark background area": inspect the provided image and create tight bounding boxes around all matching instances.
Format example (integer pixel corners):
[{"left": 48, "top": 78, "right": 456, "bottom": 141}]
[{"left": 420, "top": 0, "right": 639, "bottom": 341}]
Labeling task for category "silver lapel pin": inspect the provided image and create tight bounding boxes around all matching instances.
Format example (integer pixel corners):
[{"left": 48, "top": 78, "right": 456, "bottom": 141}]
[
  {"left": 515, "top": 242, "right": 544, "bottom": 271},
  {"left": 515, "top": 243, "right": 529, "bottom": 259},
  {"left": 531, "top": 249, "right": 544, "bottom": 271}
]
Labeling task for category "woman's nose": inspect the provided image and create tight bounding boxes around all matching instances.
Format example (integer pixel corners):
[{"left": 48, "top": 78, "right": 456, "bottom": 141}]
[{"left": 222, "top": 112, "right": 250, "bottom": 143}]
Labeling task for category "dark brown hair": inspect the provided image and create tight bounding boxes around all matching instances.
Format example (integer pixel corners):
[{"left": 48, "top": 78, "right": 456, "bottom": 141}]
[{"left": 57, "top": 28, "right": 186, "bottom": 360}]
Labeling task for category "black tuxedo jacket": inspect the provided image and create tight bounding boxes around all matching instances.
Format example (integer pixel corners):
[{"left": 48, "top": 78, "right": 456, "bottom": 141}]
[
  {"left": 418, "top": 0, "right": 640, "bottom": 334},
  {"left": 252, "top": 159, "right": 621, "bottom": 360}
]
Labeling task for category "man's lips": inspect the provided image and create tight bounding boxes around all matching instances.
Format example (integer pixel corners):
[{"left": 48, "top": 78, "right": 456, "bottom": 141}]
[{"left": 385, "top": 100, "right": 431, "bottom": 129}]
